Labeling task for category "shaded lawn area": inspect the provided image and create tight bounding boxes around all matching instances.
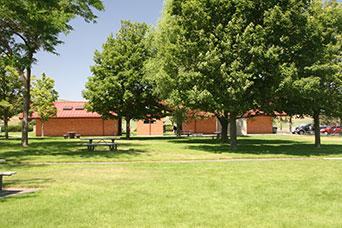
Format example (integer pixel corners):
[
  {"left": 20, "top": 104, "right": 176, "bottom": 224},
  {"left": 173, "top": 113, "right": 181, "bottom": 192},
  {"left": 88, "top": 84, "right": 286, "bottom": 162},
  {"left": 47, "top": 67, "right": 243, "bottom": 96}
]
[
  {"left": 0, "top": 160, "right": 341, "bottom": 227},
  {"left": 0, "top": 135, "right": 341, "bottom": 164}
]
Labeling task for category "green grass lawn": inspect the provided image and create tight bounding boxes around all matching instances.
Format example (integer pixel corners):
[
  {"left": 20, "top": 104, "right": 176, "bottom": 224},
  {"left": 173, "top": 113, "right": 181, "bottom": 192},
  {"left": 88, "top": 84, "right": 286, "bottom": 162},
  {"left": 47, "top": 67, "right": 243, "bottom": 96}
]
[
  {"left": 1, "top": 161, "right": 342, "bottom": 227},
  {"left": 0, "top": 135, "right": 341, "bottom": 227},
  {"left": 0, "top": 134, "right": 341, "bottom": 164}
]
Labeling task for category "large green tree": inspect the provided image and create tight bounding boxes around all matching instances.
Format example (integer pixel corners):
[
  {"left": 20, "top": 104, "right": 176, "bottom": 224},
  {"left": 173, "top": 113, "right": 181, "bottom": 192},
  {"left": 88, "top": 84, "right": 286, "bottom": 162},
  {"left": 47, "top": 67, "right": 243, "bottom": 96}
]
[
  {"left": 0, "top": 0, "right": 104, "bottom": 146},
  {"left": 83, "top": 21, "right": 165, "bottom": 140},
  {"left": 0, "top": 58, "right": 22, "bottom": 139},
  {"left": 152, "top": 0, "right": 285, "bottom": 148},
  {"left": 31, "top": 74, "right": 59, "bottom": 137},
  {"left": 270, "top": 0, "right": 342, "bottom": 147}
]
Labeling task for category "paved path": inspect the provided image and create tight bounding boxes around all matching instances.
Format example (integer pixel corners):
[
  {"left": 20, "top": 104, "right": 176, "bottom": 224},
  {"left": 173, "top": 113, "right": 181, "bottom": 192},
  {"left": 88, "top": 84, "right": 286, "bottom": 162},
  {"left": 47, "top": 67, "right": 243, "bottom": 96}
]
[{"left": 25, "top": 157, "right": 342, "bottom": 166}]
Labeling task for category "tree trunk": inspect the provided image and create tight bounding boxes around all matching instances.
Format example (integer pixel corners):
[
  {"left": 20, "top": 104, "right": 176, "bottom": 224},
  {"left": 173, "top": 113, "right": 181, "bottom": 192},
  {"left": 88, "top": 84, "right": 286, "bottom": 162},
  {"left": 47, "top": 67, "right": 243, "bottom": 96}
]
[
  {"left": 3, "top": 114, "right": 9, "bottom": 140},
  {"left": 229, "top": 114, "right": 237, "bottom": 150},
  {"left": 125, "top": 117, "right": 131, "bottom": 140},
  {"left": 41, "top": 121, "right": 44, "bottom": 137},
  {"left": 176, "top": 119, "right": 182, "bottom": 137},
  {"left": 22, "top": 65, "right": 31, "bottom": 147},
  {"left": 118, "top": 118, "right": 122, "bottom": 136},
  {"left": 289, "top": 116, "right": 293, "bottom": 133},
  {"left": 313, "top": 111, "right": 321, "bottom": 148},
  {"left": 218, "top": 116, "right": 228, "bottom": 143}
]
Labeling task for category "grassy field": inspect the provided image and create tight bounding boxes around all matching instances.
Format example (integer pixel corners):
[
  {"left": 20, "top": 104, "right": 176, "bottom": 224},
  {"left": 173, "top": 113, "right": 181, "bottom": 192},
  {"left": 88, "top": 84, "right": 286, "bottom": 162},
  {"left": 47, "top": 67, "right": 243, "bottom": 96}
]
[
  {"left": 0, "top": 135, "right": 341, "bottom": 227},
  {"left": 0, "top": 134, "right": 341, "bottom": 164}
]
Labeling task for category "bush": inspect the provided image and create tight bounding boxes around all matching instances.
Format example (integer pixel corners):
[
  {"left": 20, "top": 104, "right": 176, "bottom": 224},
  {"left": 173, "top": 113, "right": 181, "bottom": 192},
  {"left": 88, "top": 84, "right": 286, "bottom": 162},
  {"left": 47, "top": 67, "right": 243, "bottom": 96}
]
[{"left": 7, "top": 123, "right": 34, "bottom": 132}]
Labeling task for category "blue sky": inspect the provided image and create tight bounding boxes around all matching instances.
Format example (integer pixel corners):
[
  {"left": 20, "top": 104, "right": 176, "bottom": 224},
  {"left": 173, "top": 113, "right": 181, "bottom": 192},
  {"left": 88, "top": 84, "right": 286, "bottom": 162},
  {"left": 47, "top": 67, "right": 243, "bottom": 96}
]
[{"left": 33, "top": 0, "right": 164, "bottom": 101}]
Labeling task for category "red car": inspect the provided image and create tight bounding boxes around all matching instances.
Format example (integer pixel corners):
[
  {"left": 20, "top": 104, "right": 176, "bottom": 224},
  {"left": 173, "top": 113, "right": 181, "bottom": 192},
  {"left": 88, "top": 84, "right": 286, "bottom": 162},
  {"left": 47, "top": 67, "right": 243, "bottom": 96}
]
[{"left": 320, "top": 126, "right": 341, "bottom": 135}]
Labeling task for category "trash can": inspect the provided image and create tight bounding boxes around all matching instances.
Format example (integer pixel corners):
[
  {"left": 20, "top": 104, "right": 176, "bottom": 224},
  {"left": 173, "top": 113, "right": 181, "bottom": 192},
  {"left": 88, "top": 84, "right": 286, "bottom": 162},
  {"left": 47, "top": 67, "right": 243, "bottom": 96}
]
[{"left": 272, "top": 127, "right": 278, "bottom": 134}]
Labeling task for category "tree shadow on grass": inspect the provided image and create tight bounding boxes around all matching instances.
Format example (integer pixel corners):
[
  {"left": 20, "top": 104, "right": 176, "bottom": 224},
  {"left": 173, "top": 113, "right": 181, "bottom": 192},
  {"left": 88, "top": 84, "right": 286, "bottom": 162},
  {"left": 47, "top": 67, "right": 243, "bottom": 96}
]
[
  {"left": 0, "top": 139, "right": 148, "bottom": 164},
  {"left": 169, "top": 137, "right": 342, "bottom": 157}
]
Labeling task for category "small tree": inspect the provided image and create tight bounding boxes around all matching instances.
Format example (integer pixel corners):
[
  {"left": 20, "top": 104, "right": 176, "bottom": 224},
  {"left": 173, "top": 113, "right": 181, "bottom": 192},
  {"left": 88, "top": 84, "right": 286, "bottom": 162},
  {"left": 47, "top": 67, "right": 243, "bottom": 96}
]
[
  {"left": 0, "top": 0, "right": 104, "bottom": 146},
  {"left": 31, "top": 74, "right": 58, "bottom": 137},
  {"left": 0, "top": 59, "right": 22, "bottom": 139},
  {"left": 83, "top": 21, "right": 165, "bottom": 139}
]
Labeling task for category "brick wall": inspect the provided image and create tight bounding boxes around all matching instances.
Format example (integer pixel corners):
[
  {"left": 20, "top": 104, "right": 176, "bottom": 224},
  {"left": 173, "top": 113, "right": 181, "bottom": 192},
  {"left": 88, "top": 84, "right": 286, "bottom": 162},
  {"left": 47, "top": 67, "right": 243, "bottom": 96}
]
[
  {"left": 183, "top": 117, "right": 217, "bottom": 134},
  {"left": 35, "top": 118, "right": 119, "bottom": 136},
  {"left": 136, "top": 119, "right": 164, "bottom": 136},
  {"left": 247, "top": 116, "right": 273, "bottom": 134}
]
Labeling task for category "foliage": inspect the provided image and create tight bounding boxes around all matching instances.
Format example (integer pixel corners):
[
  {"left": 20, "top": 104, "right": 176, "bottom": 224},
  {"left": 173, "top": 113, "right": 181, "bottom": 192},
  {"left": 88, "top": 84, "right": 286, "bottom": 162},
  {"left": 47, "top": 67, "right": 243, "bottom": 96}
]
[
  {"left": 0, "top": 0, "right": 104, "bottom": 146},
  {"left": 271, "top": 0, "right": 342, "bottom": 147},
  {"left": 83, "top": 21, "right": 165, "bottom": 139},
  {"left": 0, "top": 58, "right": 22, "bottom": 139},
  {"left": 152, "top": 0, "right": 295, "bottom": 147},
  {"left": 31, "top": 73, "right": 58, "bottom": 137}
]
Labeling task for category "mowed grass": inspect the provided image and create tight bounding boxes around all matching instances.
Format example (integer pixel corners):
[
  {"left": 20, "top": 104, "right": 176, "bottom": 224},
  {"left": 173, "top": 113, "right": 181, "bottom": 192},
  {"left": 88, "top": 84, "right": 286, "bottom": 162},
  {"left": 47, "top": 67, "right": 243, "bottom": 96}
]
[
  {"left": 0, "top": 134, "right": 341, "bottom": 164},
  {"left": 0, "top": 160, "right": 342, "bottom": 227}
]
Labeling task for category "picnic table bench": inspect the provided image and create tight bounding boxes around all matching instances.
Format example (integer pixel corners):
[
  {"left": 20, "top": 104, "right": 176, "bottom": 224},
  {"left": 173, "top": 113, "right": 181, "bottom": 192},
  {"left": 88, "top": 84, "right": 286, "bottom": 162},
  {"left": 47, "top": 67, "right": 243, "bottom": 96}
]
[
  {"left": 82, "top": 138, "right": 117, "bottom": 151},
  {"left": 0, "top": 172, "right": 16, "bottom": 191}
]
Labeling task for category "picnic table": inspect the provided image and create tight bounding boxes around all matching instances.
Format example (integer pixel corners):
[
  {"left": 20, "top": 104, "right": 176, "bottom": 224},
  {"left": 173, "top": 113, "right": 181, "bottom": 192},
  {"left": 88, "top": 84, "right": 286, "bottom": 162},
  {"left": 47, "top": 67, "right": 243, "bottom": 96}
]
[
  {"left": 214, "top": 131, "right": 221, "bottom": 139},
  {"left": 0, "top": 172, "right": 16, "bottom": 191},
  {"left": 82, "top": 137, "right": 117, "bottom": 151}
]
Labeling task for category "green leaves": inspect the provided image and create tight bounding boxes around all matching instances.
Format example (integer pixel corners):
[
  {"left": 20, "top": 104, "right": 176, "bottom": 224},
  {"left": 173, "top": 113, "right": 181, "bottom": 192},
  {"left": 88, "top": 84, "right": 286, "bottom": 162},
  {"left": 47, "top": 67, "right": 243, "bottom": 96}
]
[
  {"left": 31, "top": 73, "right": 58, "bottom": 122},
  {"left": 83, "top": 21, "right": 165, "bottom": 123}
]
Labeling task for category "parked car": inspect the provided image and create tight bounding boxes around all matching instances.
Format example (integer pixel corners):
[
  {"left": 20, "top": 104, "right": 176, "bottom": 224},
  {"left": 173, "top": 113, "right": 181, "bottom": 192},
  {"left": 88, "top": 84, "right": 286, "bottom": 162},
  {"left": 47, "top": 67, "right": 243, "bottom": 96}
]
[
  {"left": 320, "top": 126, "right": 341, "bottom": 135},
  {"left": 292, "top": 124, "right": 314, "bottom": 135},
  {"left": 320, "top": 126, "right": 333, "bottom": 135}
]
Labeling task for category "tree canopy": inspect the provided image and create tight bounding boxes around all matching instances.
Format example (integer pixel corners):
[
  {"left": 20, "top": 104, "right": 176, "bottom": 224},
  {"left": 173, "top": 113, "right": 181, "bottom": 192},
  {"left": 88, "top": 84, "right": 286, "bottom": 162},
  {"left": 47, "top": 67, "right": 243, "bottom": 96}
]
[
  {"left": 83, "top": 21, "right": 165, "bottom": 139},
  {"left": 31, "top": 74, "right": 59, "bottom": 137},
  {"left": 0, "top": 0, "right": 104, "bottom": 146}
]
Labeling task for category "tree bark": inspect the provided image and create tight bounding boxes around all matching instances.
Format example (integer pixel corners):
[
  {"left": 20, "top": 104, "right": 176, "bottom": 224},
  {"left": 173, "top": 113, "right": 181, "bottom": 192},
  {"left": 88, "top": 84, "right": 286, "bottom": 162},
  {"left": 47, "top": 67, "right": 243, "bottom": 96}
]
[
  {"left": 218, "top": 116, "right": 228, "bottom": 143},
  {"left": 3, "top": 113, "right": 9, "bottom": 140},
  {"left": 313, "top": 111, "right": 321, "bottom": 148},
  {"left": 41, "top": 121, "right": 44, "bottom": 137},
  {"left": 229, "top": 114, "right": 237, "bottom": 150},
  {"left": 118, "top": 118, "right": 122, "bottom": 136},
  {"left": 125, "top": 117, "right": 131, "bottom": 140},
  {"left": 176, "top": 119, "right": 183, "bottom": 137},
  {"left": 289, "top": 116, "right": 293, "bottom": 133},
  {"left": 21, "top": 65, "right": 31, "bottom": 147}
]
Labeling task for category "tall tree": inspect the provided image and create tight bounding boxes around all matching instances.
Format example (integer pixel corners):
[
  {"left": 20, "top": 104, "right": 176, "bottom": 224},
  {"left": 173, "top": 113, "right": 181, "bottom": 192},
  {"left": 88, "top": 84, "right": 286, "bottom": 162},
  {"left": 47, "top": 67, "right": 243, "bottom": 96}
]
[
  {"left": 270, "top": 0, "right": 342, "bottom": 148},
  {"left": 31, "top": 74, "right": 58, "bottom": 137},
  {"left": 0, "top": 58, "right": 22, "bottom": 139},
  {"left": 0, "top": 0, "right": 104, "bottom": 146},
  {"left": 153, "top": 0, "right": 283, "bottom": 148},
  {"left": 83, "top": 21, "right": 165, "bottom": 140}
]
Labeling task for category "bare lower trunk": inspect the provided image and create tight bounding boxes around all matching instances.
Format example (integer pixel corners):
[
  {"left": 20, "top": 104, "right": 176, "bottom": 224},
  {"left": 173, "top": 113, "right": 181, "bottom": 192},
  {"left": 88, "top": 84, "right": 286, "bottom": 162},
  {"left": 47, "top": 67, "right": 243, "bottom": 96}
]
[
  {"left": 176, "top": 120, "right": 182, "bottom": 137},
  {"left": 218, "top": 116, "right": 228, "bottom": 143},
  {"left": 22, "top": 66, "right": 31, "bottom": 147},
  {"left": 118, "top": 118, "right": 122, "bottom": 136},
  {"left": 41, "top": 121, "right": 44, "bottom": 137},
  {"left": 125, "top": 117, "right": 131, "bottom": 140},
  {"left": 3, "top": 115, "right": 9, "bottom": 140},
  {"left": 313, "top": 112, "right": 321, "bottom": 148},
  {"left": 289, "top": 116, "right": 293, "bottom": 133},
  {"left": 229, "top": 114, "right": 237, "bottom": 150}
]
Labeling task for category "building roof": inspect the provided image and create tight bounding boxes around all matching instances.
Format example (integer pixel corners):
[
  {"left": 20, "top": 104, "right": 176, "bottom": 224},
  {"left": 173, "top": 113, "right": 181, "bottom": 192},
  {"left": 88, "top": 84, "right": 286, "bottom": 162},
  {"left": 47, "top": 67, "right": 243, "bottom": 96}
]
[{"left": 31, "top": 101, "right": 103, "bottom": 119}]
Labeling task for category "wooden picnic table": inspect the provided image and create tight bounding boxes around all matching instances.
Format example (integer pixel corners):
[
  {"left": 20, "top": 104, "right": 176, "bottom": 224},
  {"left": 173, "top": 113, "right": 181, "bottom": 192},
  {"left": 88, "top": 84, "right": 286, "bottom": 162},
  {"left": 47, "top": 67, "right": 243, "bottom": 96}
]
[
  {"left": 0, "top": 172, "right": 16, "bottom": 191},
  {"left": 82, "top": 137, "right": 117, "bottom": 151}
]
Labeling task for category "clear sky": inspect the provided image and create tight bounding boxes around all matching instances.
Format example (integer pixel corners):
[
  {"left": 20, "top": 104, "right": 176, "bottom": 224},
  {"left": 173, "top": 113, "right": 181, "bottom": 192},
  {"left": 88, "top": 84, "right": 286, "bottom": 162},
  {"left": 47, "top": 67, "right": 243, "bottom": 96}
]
[{"left": 33, "top": 0, "right": 164, "bottom": 101}]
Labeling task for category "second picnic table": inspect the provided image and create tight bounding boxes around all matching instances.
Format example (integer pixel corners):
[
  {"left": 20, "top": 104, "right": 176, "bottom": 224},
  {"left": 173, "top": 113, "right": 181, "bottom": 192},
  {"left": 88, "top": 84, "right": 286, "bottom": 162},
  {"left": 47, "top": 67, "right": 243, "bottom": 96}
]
[{"left": 82, "top": 137, "right": 117, "bottom": 151}]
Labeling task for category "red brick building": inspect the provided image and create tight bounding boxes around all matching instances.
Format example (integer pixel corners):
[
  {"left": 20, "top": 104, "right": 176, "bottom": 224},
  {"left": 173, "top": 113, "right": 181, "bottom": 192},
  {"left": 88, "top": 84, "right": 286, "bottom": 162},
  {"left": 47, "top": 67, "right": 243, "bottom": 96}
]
[
  {"left": 183, "top": 111, "right": 275, "bottom": 135},
  {"left": 32, "top": 102, "right": 119, "bottom": 137}
]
